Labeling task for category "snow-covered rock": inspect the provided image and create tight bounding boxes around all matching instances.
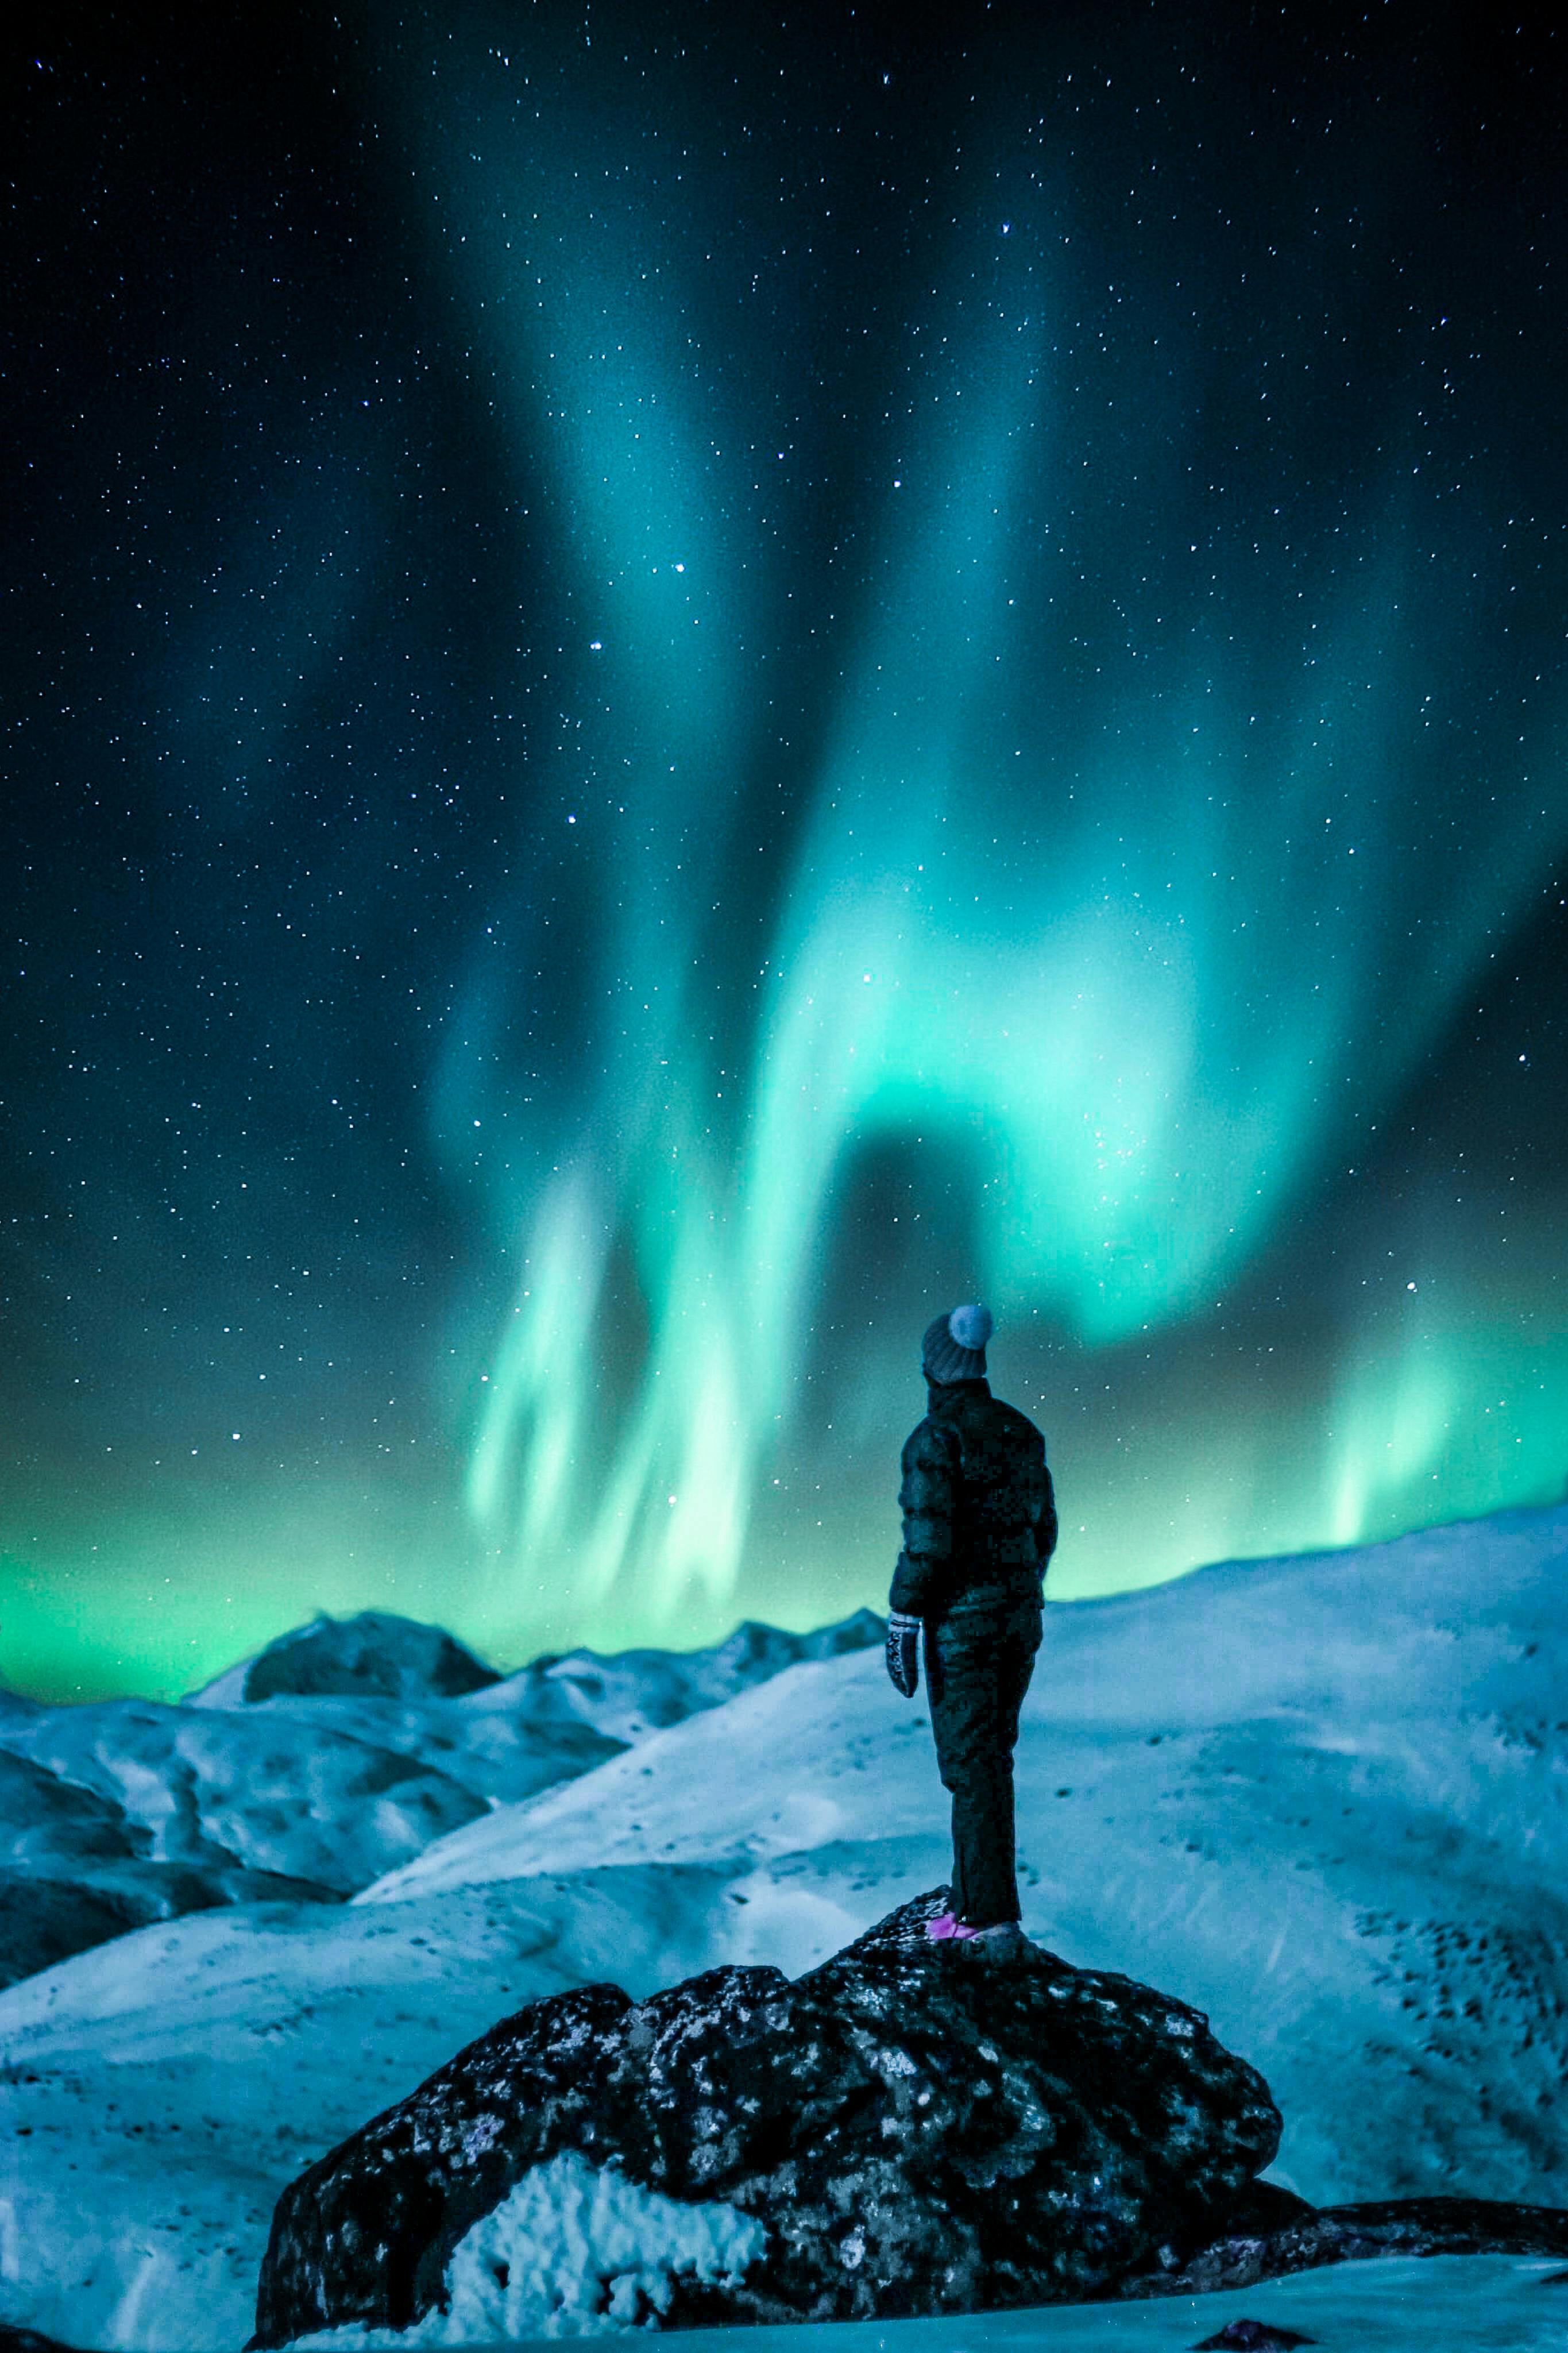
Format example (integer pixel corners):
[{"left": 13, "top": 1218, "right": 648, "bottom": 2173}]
[
  {"left": 253, "top": 1890, "right": 1285, "bottom": 2344},
  {"left": 279, "top": 2149, "right": 770, "bottom": 2349}
]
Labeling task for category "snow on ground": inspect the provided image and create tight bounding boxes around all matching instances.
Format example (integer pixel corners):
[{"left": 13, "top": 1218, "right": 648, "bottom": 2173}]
[
  {"left": 0, "top": 1695, "right": 489, "bottom": 1899},
  {"left": 474, "top": 2256, "right": 1568, "bottom": 2353},
  {"left": 1, "top": 1510, "right": 1566, "bottom": 2348}
]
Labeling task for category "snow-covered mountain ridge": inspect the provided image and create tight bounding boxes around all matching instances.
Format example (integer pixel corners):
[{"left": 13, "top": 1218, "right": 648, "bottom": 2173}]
[
  {"left": 2, "top": 1507, "right": 1566, "bottom": 2351},
  {"left": 0, "top": 1606, "right": 883, "bottom": 1991}
]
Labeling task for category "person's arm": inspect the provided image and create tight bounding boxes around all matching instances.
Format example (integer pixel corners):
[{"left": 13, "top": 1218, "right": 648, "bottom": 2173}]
[
  {"left": 1034, "top": 1457, "right": 1058, "bottom": 1577},
  {"left": 889, "top": 1421, "right": 957, "bottom": 1615},
  {"left": 886, "top": 1422, "right": 956, "bottom": 1695}
]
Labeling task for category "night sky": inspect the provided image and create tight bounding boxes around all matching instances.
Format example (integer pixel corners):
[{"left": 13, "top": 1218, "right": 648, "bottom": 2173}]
[{"left": 4, "top": 3, "right": 1565, "bottom": 1703}]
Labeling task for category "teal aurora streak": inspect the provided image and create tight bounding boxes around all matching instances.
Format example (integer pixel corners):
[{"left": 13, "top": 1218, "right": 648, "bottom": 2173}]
[
  {"left": 408, "top": 21, "right": 1568, "bottom": 1637},
  {"left": 4, "top": 9, "right": 1564, "bottom": 1703}
]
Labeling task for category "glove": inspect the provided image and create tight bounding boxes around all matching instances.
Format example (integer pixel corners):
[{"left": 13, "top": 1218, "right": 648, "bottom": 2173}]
[{"left": 886, "top": 1611, "right": 920, "bottom": 1698}]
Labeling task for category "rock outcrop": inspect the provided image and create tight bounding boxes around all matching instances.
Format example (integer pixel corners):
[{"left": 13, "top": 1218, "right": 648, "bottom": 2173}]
[
  {"left": 190, "top": 1611, "right": 503, "bottom": 1707},
  {"left": 253, "top": 1889, "right": 1283, "bottom": 2344}
]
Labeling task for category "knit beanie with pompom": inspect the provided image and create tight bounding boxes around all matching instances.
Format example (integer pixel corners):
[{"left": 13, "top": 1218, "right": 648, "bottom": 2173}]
[{"left": 921, "top": 1303, "right": 993, "bottom": 1384}]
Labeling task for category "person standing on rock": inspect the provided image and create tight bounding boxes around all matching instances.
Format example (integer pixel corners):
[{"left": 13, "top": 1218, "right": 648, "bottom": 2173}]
[{"left": 885, "top": 1304, "right": 1057, "bottom": 1955}]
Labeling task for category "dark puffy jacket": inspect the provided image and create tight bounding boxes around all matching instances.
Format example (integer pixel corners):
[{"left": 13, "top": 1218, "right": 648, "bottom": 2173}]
[{"left": 889, "top": 1378, "right": 1056, "bottom": 1619}]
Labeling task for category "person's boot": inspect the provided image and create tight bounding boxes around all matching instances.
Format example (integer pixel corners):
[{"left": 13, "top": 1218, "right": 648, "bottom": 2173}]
[
  {"left": 957, "top": 1920, "right": 1029, "bottom": 1961},
  {"left": 925, "top": 1910, "right": 979, "bottom": 1942}
]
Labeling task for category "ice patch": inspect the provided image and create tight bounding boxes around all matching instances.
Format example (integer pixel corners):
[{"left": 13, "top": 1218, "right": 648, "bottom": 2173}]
[{"left": 283, "top": 2147, "right": 768, "bottom": 2346}]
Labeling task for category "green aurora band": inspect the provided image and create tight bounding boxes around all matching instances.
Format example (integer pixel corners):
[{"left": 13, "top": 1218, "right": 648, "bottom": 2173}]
[
  {"left": 9, "top": 14, "right": 1562, "bottom": 1706},
  {"left": 405, "top": 24, "right": 1567, "bottom": 1646}
]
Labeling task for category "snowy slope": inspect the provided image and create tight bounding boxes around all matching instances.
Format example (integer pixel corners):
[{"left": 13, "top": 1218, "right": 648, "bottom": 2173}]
[
  {"left": 276, "top": 2255, "right": 1568, "bottom": 2353},
  {"left": 1, "top": 1513, "right": 1565, "bottom": 2350},
  {"left": 0, "top": 1697, "right": 489, "bottom": 1896},
  {"left": 362, "top": 1506, "right": 1568, "bottom": 2211}
]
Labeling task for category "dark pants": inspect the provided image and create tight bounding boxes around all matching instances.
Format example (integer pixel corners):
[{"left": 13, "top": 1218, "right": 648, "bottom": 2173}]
[{"left": 926, "top": 1594, "right": 1042, "bottom": 1926}]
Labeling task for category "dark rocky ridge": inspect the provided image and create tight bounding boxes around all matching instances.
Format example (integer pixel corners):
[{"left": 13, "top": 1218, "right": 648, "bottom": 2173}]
[
  {"left": 231, "top": 1611, "right": 503, "bottom": 1704},
  {"left": 254, "top": 1891, "right": 1568, "bottom": 2345},
  {"left": 253, "top": 1889, "right": 1285, "bottom": 2343},
  {"left": 1122, "top": 2193, "right": 1568, "bottom": 2300}
]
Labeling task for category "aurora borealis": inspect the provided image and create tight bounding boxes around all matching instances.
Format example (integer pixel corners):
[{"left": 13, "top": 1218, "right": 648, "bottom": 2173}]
[{"left": 4, "top": 4, "right": 1565, "bottom": 1702}]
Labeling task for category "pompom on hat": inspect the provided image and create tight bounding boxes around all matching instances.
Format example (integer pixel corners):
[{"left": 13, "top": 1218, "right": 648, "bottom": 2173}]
[{"left": 922, "top": 1302, "right": 993, "bottom": 1383}]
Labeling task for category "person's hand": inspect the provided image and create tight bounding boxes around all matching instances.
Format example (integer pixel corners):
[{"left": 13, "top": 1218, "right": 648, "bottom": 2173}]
[{"left": 886, "top": 1611, "right": 920, "bottom": 1698}]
